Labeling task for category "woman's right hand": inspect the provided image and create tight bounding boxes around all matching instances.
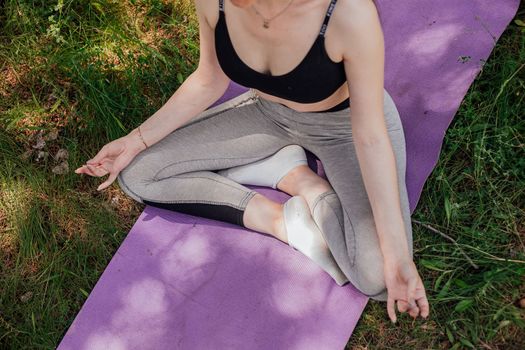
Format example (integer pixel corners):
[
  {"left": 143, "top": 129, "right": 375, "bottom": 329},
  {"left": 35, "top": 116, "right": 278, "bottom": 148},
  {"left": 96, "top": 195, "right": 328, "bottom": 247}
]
[{"left": 74, "top": 130, "right": 147, "bottom": 191}]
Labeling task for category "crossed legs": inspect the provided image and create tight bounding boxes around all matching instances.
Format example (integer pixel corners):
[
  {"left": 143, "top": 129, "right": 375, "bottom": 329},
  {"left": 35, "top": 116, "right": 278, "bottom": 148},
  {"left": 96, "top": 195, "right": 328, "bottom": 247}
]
[
  {"left": 117, "top": 90, "right": 412, "bottom": 300},
  {"left": 219, "top": 125, "right": 413, "bottom": 301},
  {"left": 117, "top": 98, "right": 307, "bottom": 243},
  {"left": 242, "top": 162, "right": 335, "bottom": 242}
]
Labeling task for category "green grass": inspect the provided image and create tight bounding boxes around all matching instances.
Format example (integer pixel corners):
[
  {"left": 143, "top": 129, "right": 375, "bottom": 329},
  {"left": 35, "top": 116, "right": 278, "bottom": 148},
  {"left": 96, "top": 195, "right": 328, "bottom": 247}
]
[{"left": 1, "top": 1, "right": 524, "bottom": 349}]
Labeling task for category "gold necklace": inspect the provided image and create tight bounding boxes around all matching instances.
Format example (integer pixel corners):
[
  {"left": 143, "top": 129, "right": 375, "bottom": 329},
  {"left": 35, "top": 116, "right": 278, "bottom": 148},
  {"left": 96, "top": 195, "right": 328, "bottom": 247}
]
[{"left": 251, "top": 0, "right": 295, "bottom": 29}]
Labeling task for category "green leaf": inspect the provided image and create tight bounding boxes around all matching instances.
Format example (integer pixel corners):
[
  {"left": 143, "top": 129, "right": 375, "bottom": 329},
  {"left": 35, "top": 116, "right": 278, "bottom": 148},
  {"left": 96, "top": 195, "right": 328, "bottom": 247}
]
[
  {"left": 50, "top": 98, "right": 62, "bottom": 113},
  {"left": 79, "top": 288, "right": 89, "bottom": 298},
  {"left": 497, "top": 320, "right": 511, "bottom": 329},
  {"left": 437, "top": 274, "right": 454, "bottom": 299},
  {"left": 454, "top": 299, "right": 474, "bottom": 312},
  {"left": 446, "top": 326, "right": 455, "bottom": 343},
  {"left": 444, "top": 196, "right": 451, "bottom": 223},
  {"left": 514, "top": 19, "right": 525, "bottom": 27},
  {"left": 453, "top": 278, "right": 469, "bottom": 289},
  {"left": 91, "top": 1, "right": 105, "bottom": 15},
  {"left": 434, "top": 271, "right": 448, "bottom": 290},
  {"left": 177, "top": 72, "right": 184, "bottom": 84},
  {"left": 421, "top": 259, "right": 448, "bottom": 271},
  {"left": 459, "top": 338, "right": 476, "bottom": 349}
]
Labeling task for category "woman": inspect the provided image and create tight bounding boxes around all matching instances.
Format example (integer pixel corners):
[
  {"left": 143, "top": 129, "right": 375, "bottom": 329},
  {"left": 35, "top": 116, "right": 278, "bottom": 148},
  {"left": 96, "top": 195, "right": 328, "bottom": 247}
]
[{"left": 75, "top": 0, "right": 429, "bottom": 323}]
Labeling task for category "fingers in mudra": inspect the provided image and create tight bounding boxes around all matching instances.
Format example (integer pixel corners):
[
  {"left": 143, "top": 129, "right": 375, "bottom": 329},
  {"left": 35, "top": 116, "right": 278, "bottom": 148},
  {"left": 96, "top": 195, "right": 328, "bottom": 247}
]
[
  {"left": 75, "top": 164, "right": 102, "bottom": 176},
  {"left": 86, "top": 163, "right": 109, "bottom": 177},
  {"left": 75, "top": 163, "right": 109, "bottom": 179},
  {"left": 386, "top": 262, "right": 430, "bottom": 323},
  {"left": 397, "top": 299, "right": 409, "bottom": 313},
  {"left": 407, "top": 303, "right": 420, "bottom": 319},
  {"left": 415, "top": 286, "right": 430, "bottom": 318},
  {"left": 397, "top": 286, "right": 428, "bottom": 320}
]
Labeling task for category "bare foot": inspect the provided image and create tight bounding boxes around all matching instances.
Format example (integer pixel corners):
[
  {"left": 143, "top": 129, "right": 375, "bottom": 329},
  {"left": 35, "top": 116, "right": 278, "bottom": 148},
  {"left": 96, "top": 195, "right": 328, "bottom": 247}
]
[{"left": 243, "top": 193, "right": 289, "bottom": 243}]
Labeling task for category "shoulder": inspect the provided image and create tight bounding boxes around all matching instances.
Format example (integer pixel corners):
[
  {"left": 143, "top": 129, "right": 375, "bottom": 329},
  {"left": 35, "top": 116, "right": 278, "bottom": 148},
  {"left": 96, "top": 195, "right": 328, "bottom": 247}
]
[
  {"left": 330, "top": 0, "right": 380, "bottom": 39},
  {"left": 329, "top": 0, "right": 384, "bottom": 58},
  {"left": 194, "top": 0, "right": 220, "bottom": 30}
]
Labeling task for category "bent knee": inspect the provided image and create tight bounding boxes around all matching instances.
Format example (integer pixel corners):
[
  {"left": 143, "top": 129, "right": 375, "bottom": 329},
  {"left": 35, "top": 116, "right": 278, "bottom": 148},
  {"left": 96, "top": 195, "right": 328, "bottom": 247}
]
[
  {"left": 354, "top": 275, "right": 387, "bottom": 300},
  {"left": 117, "top": 169, "right": 145, "bottom": 204},
  {"left": 352, "top": 260, "right": 387, "bottom": 300}
]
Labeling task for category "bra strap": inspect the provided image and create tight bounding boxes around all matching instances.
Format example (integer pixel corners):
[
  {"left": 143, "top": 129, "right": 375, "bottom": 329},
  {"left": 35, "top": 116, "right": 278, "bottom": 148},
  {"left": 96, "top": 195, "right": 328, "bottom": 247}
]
[
  {"left": 219, "top": 0, "right": 224, "bottom": 12},
  {"left": 319, "top": 0, "right": 338, "bottom": 37}
]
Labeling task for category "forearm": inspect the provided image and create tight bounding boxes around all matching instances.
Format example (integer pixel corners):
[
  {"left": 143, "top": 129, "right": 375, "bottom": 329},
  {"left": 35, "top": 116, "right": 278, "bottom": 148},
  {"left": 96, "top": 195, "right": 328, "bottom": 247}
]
[
  {"left": 353, "top": 131, "right": 411, "bottom": 262},
  {"left": 129, "top": 69, "right": 230, "bottom": 148}
]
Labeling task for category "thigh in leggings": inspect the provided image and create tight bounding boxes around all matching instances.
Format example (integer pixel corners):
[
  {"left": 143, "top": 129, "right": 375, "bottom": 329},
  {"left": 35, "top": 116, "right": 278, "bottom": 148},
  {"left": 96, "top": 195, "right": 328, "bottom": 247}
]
[
  {"left": 117, "top": 91, "right": 295, "bottom": 228},
  {"left": 256, "top": 89, "right": 413, "bottom": 301}
]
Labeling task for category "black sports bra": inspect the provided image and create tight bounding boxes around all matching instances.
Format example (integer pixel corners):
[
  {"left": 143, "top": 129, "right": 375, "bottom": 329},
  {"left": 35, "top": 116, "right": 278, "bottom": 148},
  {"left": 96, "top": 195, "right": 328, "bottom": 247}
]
[{"left": 214, "top": 0, "right": 349, "bottom": 108}]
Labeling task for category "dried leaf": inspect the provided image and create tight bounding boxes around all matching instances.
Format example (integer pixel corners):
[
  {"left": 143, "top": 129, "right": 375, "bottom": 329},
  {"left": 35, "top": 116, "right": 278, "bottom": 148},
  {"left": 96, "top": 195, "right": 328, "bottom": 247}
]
[
  {"left": 110, "top": 195, "right": 120, "bottom": 208},
  {"left": 36, "top": 151, "right": 49, "bottom": 162},
  {"left": 55, "top": 148, "right": 69, "bottom": 161},
  {"left": 52, "top": 160, "right": 69, "bottom": 174},
  {"left": 44, "top": 129, "right": 59, "bottom": 141},
  {"left": 20, "top": 291, "right": 33, "bottom": 303},
  {"left": 32, "top": 133, "right": 46, "bottom": 149},
  {"left": 21, "top": 149, "right": 34, "bottom": 160}
]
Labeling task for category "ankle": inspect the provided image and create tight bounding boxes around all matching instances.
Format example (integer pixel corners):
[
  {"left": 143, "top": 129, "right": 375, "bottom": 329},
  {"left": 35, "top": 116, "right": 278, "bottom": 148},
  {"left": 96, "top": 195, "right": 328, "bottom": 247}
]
[
  {"left": 296, "top": 180, "right": 333, "bottom": 210},
  {"left": 243, "top": 194, "right": 288, "bottom": 241},
  {"left": 277, "top": 165, "right": 333, "bottom": 198},
  {"left": 272, "top": 205, "right": 288, "bottom": 243}
]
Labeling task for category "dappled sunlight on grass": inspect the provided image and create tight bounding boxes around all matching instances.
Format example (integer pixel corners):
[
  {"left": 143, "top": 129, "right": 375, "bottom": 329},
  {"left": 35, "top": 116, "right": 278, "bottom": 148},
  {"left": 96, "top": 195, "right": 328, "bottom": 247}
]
[
  {"left": 0, "top": 0, "right": 199, "bottom": 142},
  {"left": 0, "top": 179, "right": 35, "bottom": 263},
  {"left": 0, "top": 2, "right": 199, "bottom": 346}
]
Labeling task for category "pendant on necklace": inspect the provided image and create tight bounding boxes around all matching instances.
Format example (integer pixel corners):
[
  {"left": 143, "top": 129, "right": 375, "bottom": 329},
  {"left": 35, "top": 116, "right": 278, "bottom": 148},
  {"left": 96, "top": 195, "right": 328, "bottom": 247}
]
[{"left": 263, "top": 20, "right": 270, "bottom": 28}]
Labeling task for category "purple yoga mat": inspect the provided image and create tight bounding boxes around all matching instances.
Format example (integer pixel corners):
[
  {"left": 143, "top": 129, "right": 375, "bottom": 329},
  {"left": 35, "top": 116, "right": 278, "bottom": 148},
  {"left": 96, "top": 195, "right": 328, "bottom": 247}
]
[
  {"left": 58, "top": 188, "right": 366, "bottom": 350},
  {"left": 57, "top": 1, "right": 519, "bottom": 349}
]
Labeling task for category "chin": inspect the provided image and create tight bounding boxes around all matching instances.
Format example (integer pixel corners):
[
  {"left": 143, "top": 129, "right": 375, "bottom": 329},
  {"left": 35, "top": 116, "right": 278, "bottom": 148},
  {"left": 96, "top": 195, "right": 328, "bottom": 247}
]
[{"left": 230, "top": 0, "right": 255, "bottom": 8}]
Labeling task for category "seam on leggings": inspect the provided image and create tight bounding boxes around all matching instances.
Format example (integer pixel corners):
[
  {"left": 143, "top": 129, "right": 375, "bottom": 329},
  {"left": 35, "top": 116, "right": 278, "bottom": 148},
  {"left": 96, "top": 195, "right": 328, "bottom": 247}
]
[
  {"left": 153, "top": 155, "right": 276, "bottom": 181},
  {"left": 257, "top": 101, "right": 298, "bottom": 140},
  {"left": 117, "top": 173, "right": 145, "bottom": 204},
  {"left": 254, "top": 98, "right": 277, "bottom": 121},
  {"left": 201, "top": 90, "right": 256, "bottom": 115},
  {"left": 239, "top": 190, "right": 257, "bottom": 210},
  {"left": 147, "top": 174, "right": 252, "bottom": 195},
  {"left": 316, "top": 192, "right": 357, "bottom": 267},
  {"left": 236, "top": 191, "right": 257, "bottom": 227},
  {"left": 252, "top": 99, "right": 301, "bottom": 144},
  {"left": 202, "top": 90, "right": 257, "bottom": 115},
  {"left": 204, "top": 95, "right": 257, "bottom": 117},
  {"left": 311, "top": 189, "right": 337, "bottom": 213},
  {"left": 140, "top": 198, "right": 247, "bottom": 210},
  {"left": 339, "top": 204, "right": 357, "bottom": 267},
  {"left": 176, "top": 91, "right": 258, "bottom": 130}
]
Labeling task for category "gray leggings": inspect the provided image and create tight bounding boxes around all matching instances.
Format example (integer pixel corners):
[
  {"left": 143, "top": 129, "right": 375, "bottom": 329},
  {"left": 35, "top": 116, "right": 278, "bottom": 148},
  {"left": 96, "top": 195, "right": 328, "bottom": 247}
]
[{"left": 117, "top": 88, "right": 413, "bottom": 301}]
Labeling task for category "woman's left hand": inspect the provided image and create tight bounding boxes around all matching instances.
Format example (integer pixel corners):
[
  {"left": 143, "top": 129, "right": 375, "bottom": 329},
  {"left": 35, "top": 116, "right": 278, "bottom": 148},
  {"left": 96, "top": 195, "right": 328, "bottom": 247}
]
[{"left": 383, "top": 257, "right": 429, "bottom": 323}]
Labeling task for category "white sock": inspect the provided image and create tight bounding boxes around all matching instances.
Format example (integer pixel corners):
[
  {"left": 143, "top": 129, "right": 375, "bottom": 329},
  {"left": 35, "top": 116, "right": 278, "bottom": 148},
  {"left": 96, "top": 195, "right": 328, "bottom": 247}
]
[
  {"left": 217, "top": 144, "right": 308, "bottom": 189},
  {"left": 284, "top": 195, "right": 349, "bottom": 285}
]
